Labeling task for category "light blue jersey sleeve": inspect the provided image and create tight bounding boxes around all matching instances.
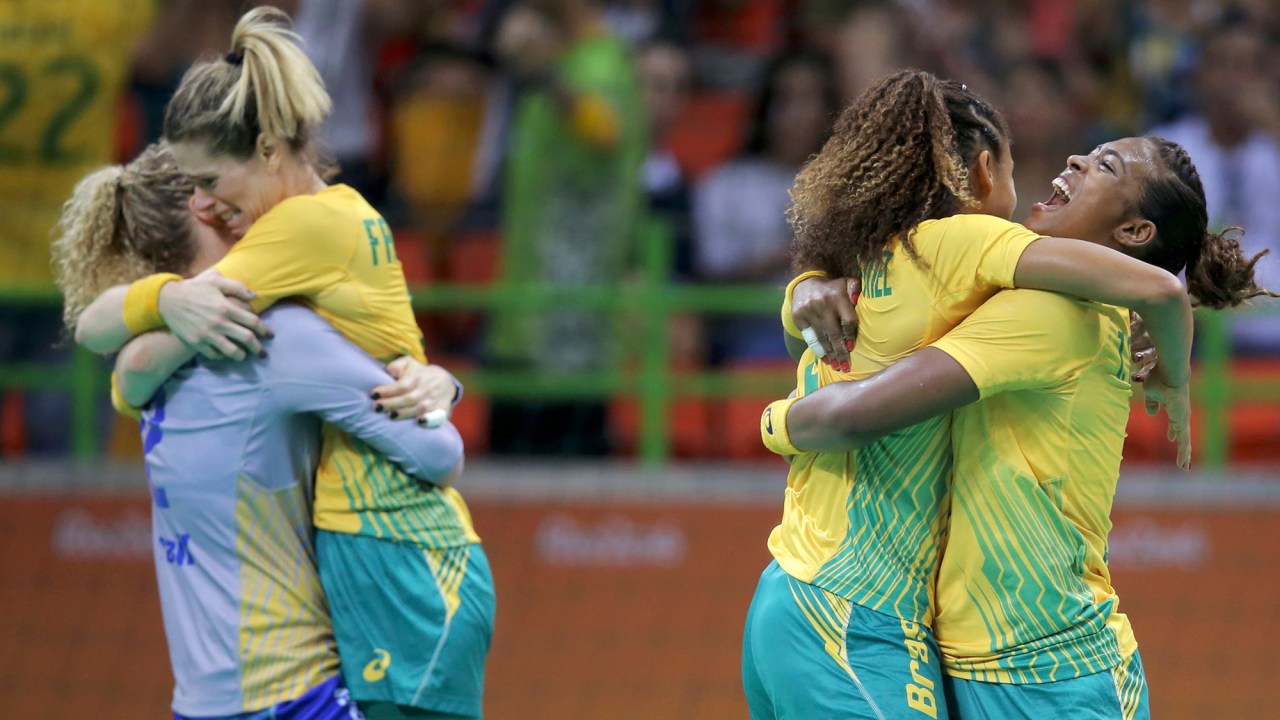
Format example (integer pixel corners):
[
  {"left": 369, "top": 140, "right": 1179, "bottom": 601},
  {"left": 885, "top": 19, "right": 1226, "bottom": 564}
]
[{"left": 259, "top": 304, "right": 464, "bottom": 486}]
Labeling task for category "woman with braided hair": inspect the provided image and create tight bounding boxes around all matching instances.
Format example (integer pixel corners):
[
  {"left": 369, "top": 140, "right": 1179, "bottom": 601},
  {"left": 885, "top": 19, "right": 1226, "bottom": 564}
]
[
  {"left": 755, "top": 76, "right": 1272, "bottom": 718},
  {"left": 740, "top": 69, "right": 1216, "bottom": 720}
]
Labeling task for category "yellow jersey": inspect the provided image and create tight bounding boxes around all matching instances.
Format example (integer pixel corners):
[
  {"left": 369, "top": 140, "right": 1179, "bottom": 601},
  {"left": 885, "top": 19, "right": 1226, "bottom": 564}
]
[
  {"left": 931, "top": 289, "right": 1134, "bottom": 683},
  {"left": 0, "top": 0, "right": 154, "bottom": 283},
  {"left": 770, "top": 214, "right": 1041, "bottom": 624},
  {"left": 214, "top": 184, "right": 479, "bottom": 548}
]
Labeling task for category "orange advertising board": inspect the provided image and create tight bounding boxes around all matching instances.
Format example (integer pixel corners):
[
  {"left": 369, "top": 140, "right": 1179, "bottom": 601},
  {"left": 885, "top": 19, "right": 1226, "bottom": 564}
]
[{"left": 1, "top": 491, "right": 1277, "bottom": 718}]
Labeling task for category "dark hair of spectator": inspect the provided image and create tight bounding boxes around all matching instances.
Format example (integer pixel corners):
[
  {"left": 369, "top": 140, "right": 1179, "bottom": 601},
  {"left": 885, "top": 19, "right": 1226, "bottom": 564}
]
[
  {"left": 743, "top": 52, "right": 840, "bottom": 157},
  {"left": 787, "top": 69, "right": 1009, "bottom": 278},
  {"left": 1135, "top": 136, "right": 1276, "bottom": 308}
]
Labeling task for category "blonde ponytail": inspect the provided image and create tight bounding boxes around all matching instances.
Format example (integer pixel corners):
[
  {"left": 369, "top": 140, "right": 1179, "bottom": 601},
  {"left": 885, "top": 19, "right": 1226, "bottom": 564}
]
[
  {"left": 52, "top": 143, "right": 196, "bottom": 332},
  {"left": 165, "top": 6, "right": 330, "bottom": 157},
  {"left": 224, "top": 6, "right": 331, "bottom": 144}
]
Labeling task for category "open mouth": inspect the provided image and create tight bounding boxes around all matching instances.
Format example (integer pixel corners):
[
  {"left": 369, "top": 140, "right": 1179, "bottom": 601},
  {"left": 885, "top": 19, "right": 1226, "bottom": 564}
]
[{"left": 1042, "top": 176, "right": 1072, "bottom": 208}]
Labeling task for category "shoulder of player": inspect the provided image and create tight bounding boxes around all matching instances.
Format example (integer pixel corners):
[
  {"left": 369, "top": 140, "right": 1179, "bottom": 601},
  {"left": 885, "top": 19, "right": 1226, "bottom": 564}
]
[
  {"left": 257, "top": 304, "right": 342, "bottom": 352},
  {"left": 984, "top": 287, "right": 1089, "bottom": 313},
  {"left": 925, "top": 213, "right": 1031, "bottom": 239},
  {"left": 258, "top": 187, "right": 370, "bottom": 235},
  {"left": 985, "top": 289, "right": 1124, "bottom": 340},
  {"left": 911, "top": 214, "right": 1033, "bottom": 255}
]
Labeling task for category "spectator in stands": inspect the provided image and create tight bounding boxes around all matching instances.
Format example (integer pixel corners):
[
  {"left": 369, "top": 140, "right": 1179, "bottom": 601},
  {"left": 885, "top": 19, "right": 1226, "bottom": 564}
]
[
  {"left": 603, "top": 0, "right": 692, "bottom": 46},
  {"left": 1002, "top": 59, "right": 1084, "bottom": 224},
  {"left": 0, "top": 0, "right": 154, "bottom": 456},
  {"left": 390, "top": 44, "right": 495, "bottom": 276},
  {"left": 693, "top": 52, "right": 838, "bottom": 364},
  {"left": 131, "top": 1, "right": 242, "bottom": 145},
  {"left": 1152, "top": 11, "right": 1280, "bottom": 352},
  {"left": 638, "top": 39, "right": 704, "bottom": 365},
  {"left": 691, "top": 0, "right": 788, "bottom": 91},
  {"left": 487, "top": 0, "right": 646, "bottom": 455},
  {"left": 812, "top": 1, "right": 906, "bottom": 103},
  {"left": 639, "top": 39, "right": 695, "bottom": 279},
  {"left": 1129, "top": 0, "right": 1201, "bottom": 128},
  {"left": 295, "top": 0, "right": 418, "bottom": 206}
]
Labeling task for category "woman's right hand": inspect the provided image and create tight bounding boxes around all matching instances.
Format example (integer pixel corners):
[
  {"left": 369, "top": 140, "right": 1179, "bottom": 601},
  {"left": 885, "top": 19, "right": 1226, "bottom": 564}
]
[
  {"left": 157, "top": 271, "right": 272, "bottom": 360},
  {"left": 793, "top": 276, "right": 861, "bottom": 371}
]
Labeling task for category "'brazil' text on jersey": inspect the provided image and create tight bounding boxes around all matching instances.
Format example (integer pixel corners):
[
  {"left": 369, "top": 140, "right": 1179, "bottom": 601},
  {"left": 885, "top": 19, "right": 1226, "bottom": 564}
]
[{"left": 770, "top": 215, "right": 1041, "bottom": 624}]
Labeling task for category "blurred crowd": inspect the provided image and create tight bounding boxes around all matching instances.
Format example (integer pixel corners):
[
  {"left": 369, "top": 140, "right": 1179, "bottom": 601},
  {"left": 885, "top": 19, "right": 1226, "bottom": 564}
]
[{"left": 4, "top": 0, "right": 1280, "bottom": 456}]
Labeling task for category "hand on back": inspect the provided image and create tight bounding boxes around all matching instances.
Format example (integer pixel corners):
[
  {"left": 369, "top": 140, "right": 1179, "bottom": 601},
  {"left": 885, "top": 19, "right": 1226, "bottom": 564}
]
[{"left": 158, "top": 270, "right": 271, "bottom": 361}]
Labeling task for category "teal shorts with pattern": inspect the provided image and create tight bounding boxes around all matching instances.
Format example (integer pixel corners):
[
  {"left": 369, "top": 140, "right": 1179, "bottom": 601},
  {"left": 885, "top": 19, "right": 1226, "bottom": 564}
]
[
  {"left": 742, "top": 561, "right": 948, "bottom": 720},
  {"left": 944, "top": 650, "right": 1149, "bottom": 720},
  {"left": 317, "top": 531, "right": 495, "bottom": 719}
]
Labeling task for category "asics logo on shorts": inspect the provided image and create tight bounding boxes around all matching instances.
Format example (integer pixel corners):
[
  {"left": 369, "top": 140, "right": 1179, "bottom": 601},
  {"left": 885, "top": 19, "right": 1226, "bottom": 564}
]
[
  {"left": 363, "top": 649, "right": 392, "bottom": 682},
  {"left": 764, "top": 408, "right": 774, "bottom": 435}
]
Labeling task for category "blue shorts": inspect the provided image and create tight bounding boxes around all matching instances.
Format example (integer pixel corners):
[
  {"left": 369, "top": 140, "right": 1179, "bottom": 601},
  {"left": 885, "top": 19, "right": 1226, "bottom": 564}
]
[
  {"left": 317, "top": 532, "right": 495, "bottom": 718},
  {"left": 944, "top": 651, "right": 1149, "bottom": 720},
  {"left": 174, "top": 674, "right": 361, "bottom": 720},
  {"left": 742, "top": 561, "right": 948, "bottom": 720}
]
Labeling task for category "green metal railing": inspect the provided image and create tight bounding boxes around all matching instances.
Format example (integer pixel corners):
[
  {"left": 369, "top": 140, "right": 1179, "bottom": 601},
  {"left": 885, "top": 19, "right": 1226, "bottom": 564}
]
[
  {"left": 2, "top": 221, "right": 1278, "bottom": 467},
  {"left": 1193, "top": 307, "right": 1280, "bottom": 467}
]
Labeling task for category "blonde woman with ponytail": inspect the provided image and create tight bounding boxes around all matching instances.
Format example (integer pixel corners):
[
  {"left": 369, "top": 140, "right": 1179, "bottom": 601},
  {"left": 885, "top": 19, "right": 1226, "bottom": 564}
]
[
  {"left": 54, "top": 142, "right": 471, "bottom": 720},
  {"left": 70, "top": 9, "right": 494, "bottom": 720}
]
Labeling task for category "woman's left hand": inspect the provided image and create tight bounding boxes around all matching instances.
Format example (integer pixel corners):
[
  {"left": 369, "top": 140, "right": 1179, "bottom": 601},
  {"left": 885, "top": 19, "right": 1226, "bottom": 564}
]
[
  {"left": 371, "top": 357, "right": 459, "bottom": 424},
  {"left": 1141, "top": 362, "right": 1192, "bottom": 471}
]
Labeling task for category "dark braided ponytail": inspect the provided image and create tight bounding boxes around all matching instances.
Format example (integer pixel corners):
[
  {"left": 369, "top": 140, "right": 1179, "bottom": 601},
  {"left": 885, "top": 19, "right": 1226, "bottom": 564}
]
[
  {"left": 1135, "top": 136, "right": 1277, "bottom": 309},
  {"left": 788, "top": 69, "right": 1009, "bottom": 279}
]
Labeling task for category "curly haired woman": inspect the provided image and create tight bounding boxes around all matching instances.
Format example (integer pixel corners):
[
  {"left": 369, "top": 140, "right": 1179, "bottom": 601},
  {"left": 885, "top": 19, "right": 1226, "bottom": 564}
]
[
  {"left": 743, "top": 69, "right": 1202, "bottom": 720},
  {"left": 746, "top": 70, "right": 1271, "bottom": 719}
]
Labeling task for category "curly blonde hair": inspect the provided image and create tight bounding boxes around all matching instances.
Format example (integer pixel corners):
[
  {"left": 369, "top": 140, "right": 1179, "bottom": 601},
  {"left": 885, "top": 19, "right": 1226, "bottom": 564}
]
[
  {"left": 788, "top": 70, "right": 1009, "bottom": 279},
  {"left": 51, "top": 142, "right": 195, "bottom": 332}
]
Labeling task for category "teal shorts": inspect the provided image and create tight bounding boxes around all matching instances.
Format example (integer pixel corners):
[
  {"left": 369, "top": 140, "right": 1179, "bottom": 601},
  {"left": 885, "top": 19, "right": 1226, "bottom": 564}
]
[
  {"left": 944, "top": 651, "right": 1149, "bottom": 720},
  {"left": 742, "top": 561, "right": 948, "bottom": 720},
  {"left": 316, "top": 531, "right": 495, "bottom": 718}
]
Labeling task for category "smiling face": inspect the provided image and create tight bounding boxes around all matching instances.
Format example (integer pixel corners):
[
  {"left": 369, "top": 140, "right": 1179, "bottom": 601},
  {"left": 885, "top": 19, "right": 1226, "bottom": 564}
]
[
  {"left": 1025, "top": 137, "right": 1160, "bottom": 247},
  {"left": 171, "top": 140, "right": 284, "bottom": 239},
  {"left": 768, "top": 60, "right": 833, "bottom": 167}
]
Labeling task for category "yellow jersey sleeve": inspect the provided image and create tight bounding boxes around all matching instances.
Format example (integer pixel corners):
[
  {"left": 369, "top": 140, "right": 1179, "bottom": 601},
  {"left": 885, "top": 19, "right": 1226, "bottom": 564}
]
[
  {"left": 109, "top": 372, "right": 141, "bottom": 420},
  {"left": 926, "top": 214, "right": 1042, "bottom": 293},
  {"left": 213, "top": 195, "right": 353, "bottom": 313},
  {"left": 931, "top": 289, "right": 1096, "bottom": 399}
]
